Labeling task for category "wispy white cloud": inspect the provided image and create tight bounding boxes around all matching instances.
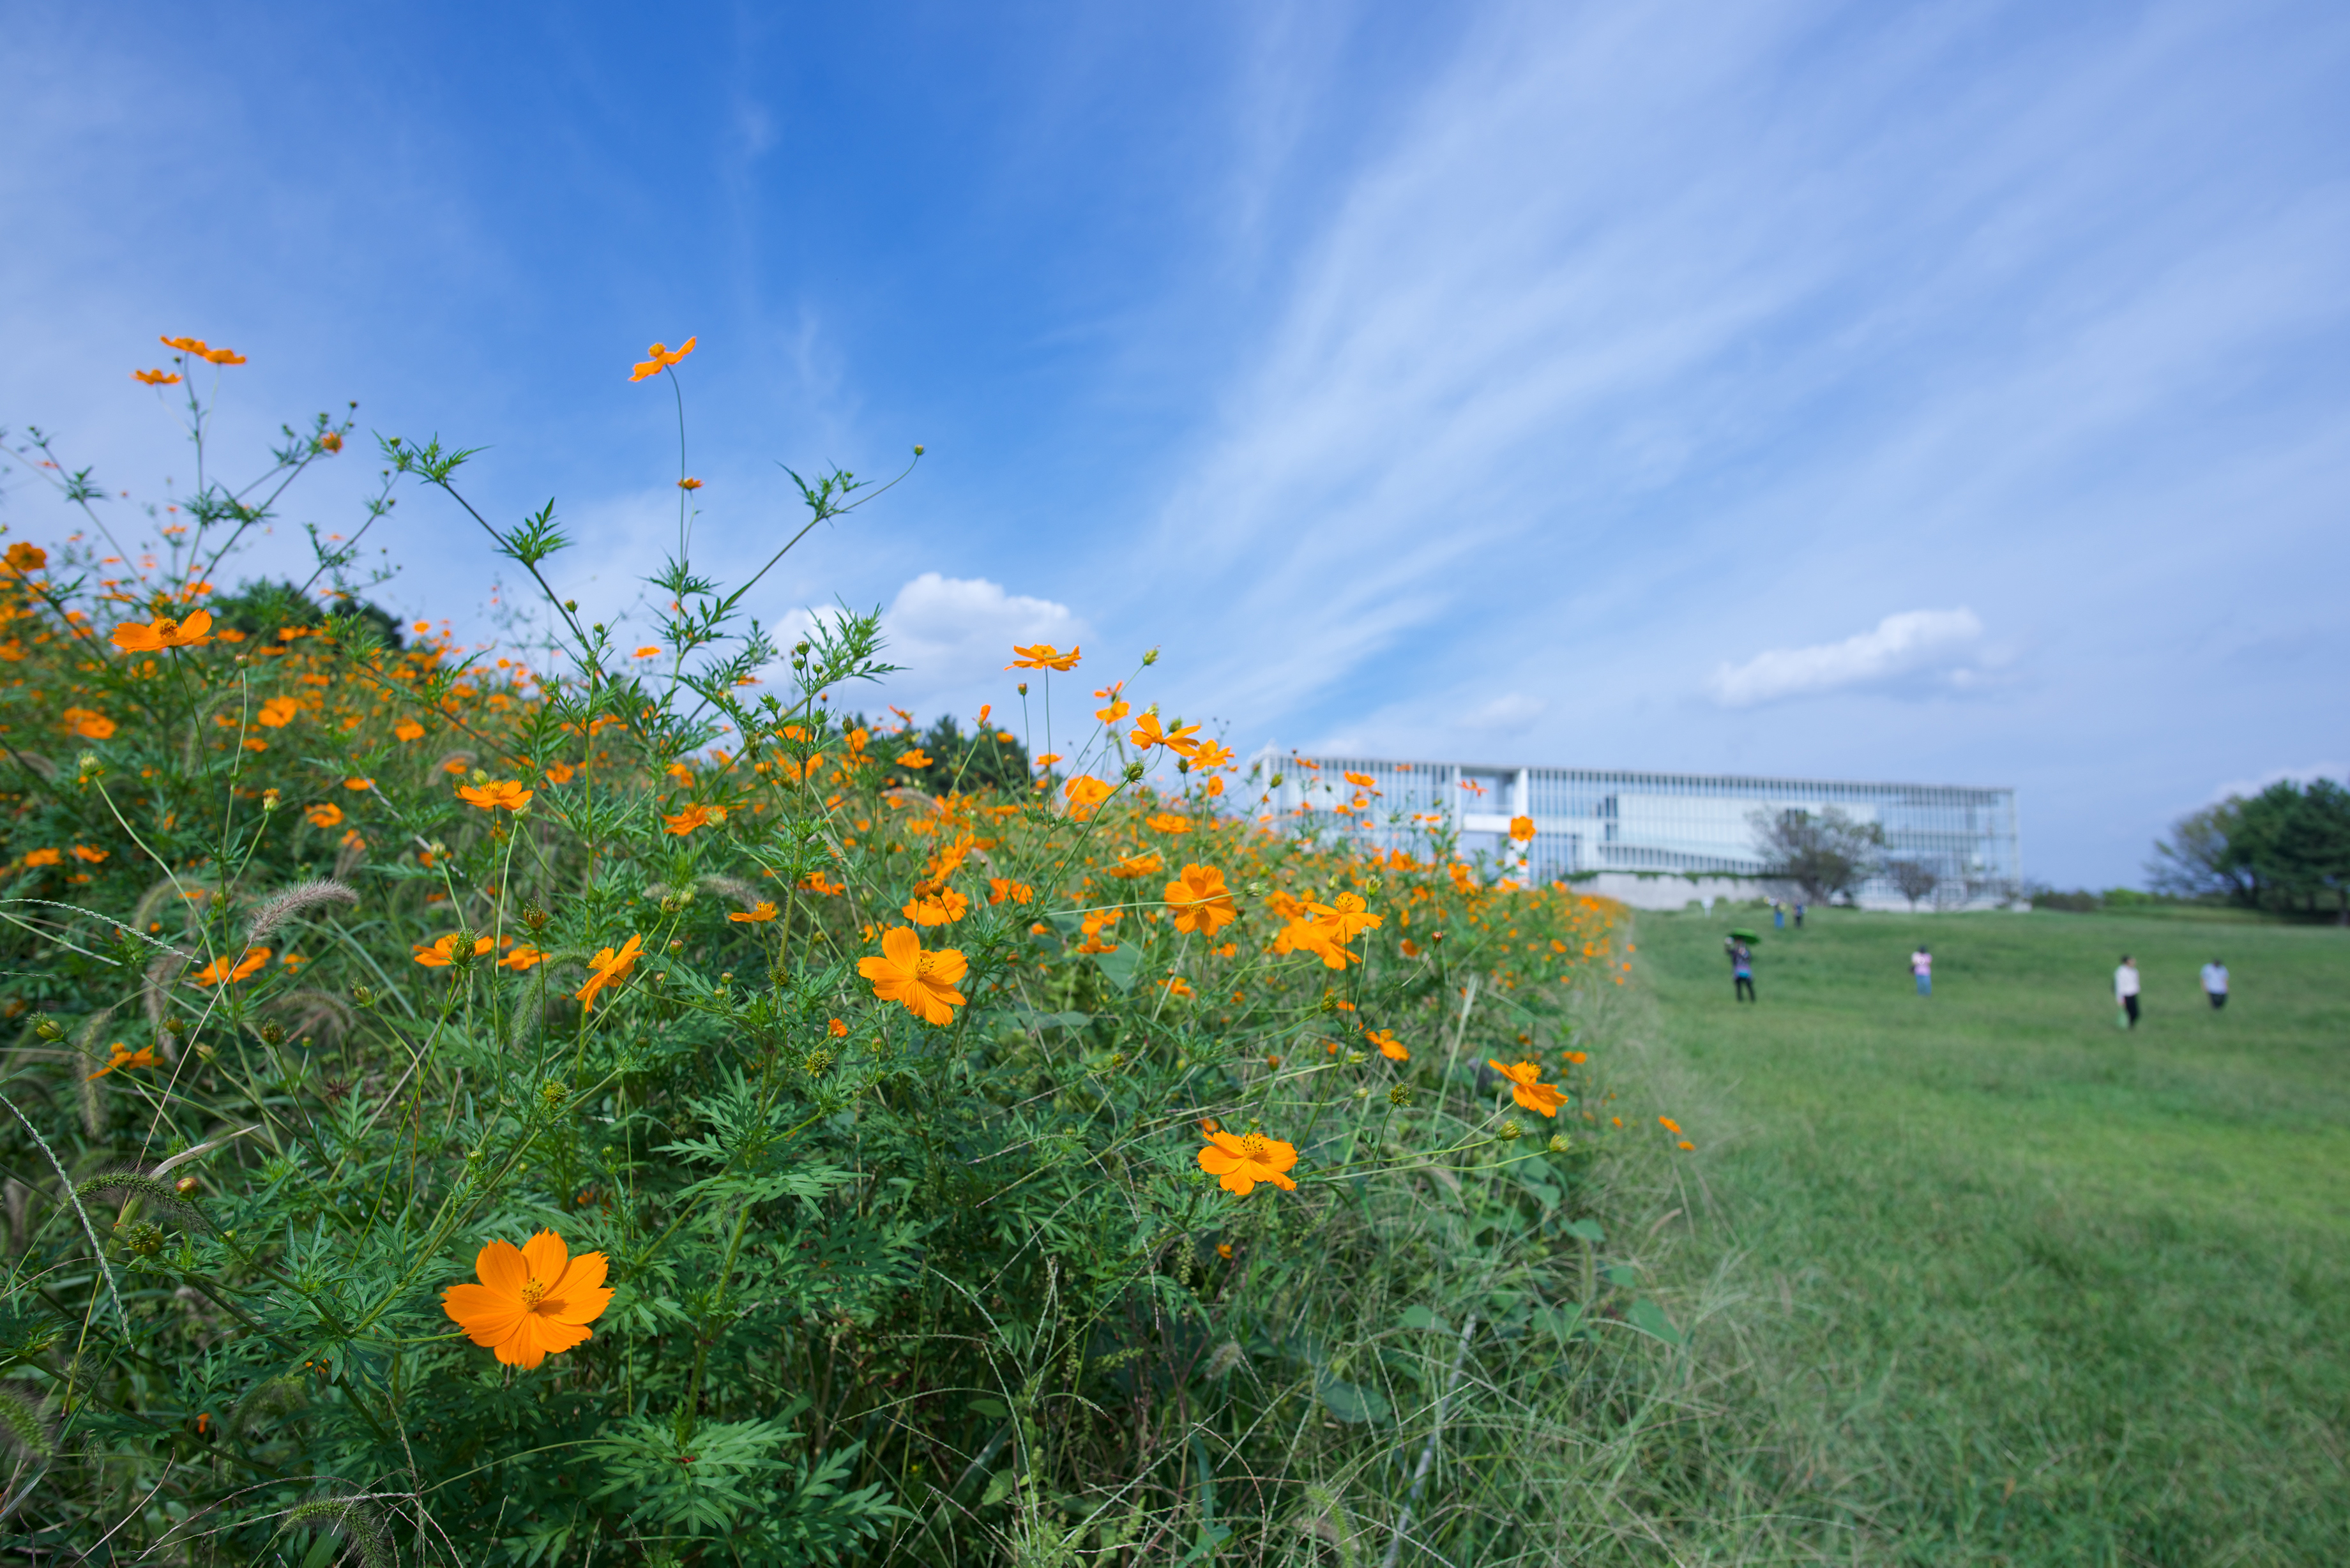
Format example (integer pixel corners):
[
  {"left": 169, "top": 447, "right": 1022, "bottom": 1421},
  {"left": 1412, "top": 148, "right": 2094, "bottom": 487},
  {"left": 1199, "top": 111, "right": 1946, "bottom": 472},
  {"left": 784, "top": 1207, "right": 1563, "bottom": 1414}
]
[{"left": 1710, "top": 609, "right": 1985, "bottom": 707}]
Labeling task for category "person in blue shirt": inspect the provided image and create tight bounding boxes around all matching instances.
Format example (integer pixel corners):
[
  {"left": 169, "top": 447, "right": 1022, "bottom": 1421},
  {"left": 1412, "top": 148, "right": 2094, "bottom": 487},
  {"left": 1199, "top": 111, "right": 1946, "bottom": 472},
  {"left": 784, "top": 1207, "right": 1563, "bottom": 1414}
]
[
  {"left": 2201, "top": 958, "right": 2229, "bottom": 1011},
  {"left": 1773, "top": 902, "right": 1785, "bottom": 929}
]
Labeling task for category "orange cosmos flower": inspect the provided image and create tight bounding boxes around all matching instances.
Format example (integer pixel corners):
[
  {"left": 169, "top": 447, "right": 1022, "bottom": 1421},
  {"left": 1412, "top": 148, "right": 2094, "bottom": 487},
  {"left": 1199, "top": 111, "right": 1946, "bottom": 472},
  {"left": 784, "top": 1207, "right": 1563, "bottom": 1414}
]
[
  {"left": 1344, "top": 771, "right": 1377, "bottom": 790},
  {"left": 543, "top": 762, "right": 576, "bottom": 784},
  {"left": 3, "top": 543, "right": 45, "bottom": 573},
  {"left": 62, "top": 707, "right": 116, "bottom": 740},
  {"left": 91, "top": 1039, "right": 163, "bottom": 1079},
  {"left": 678, "top": 476, "right": 703, "bottom": 490},
  {"left": 305, "top": 803, "right": 345, "bottom": 830},
  {"left": 987, "top": 877, "right": 1033, "bottom": 905},
  {"left": 344, "top": 776, "right": 374, "bottom": 791},
  {"left": 393, "top": 720, "right": 426, "bottom": 741},
  {"left": 1366, "top": 1027, "right": 1409, "bottom": 1061},
  {"left": 414, "top": 933, "right": 496, "bottom": 967},
  {"left": 1162, "top": 976, "right": 1195, "bottom": 999},
  {"left": 1509, "top": 815, "right": 1535, "bottom": 843},
  {"left": 500, "top": 944, "right": 549, "bottom": 971},
  {"left": 629, "top": 336, "right": 697, "bottom": 381},
  {"left": 71, "top": 845, "right": 107, "bottom": 863},
  {"left": 858, "top": 926, "right": 967, "bottom": 1026},
  {"left": 440, "top": 1230, "right": 612, "bottom": 1369},
  {"left": 133, "top": 368, "right": 182, "bottom": 386},
  {"left": 87, "top": 1043, "right": 162, "bottom": 1079},
  {"left": 110, "top": 608, "right": 214, "bottom": 652},
  {"left": 256, "top": 697, "right": 300, "bottom": 728},
  {"left": 1164, "top": 864, "right": 1238, "bottom": 935},
  {"left": 1489, "top": 1060, "right": 1567, "bottom": 1118},
  {"left": 728, "top": 901, "right": 780, "bottom": 923},
  {"left": 828, "top": 1017, "right": 849, "bottom": 1037},
  {"left": 575, "top": 935, "right": 644, "bottom": 1011},
  {"left": 662, "top": 804, "right": 715, "bottom": 836},
  {"left": 1658, "top": 1117, "right": 1681, "bottom": 1135},
  {"left": 1006, "top": 643, "right": 1080, "bottom": 671},
  {"left": 897, "top": 748, "right": 932, "bottom": 768},
  {"left": 1063, "top": 775, "right": 1114, "bottom": 820},
  {"left": 189, "top": 946, "right": 271, "bottom": 987},
  {"left": 1128, "top": 712, "right": 1201, "bottom": 757},
  {"left": 902, "top": 886, "right": 970, "bottom": 926},
  {"left": 457, "top": 779, "right": 534, "bottom": 812},
  {"left": 633, "top": 646, "right": 662, "bottom": 658},
  {"left": 1111, "top": 851, "right": 1164, "bottom": 880},
  {"left": 319, "top": 432, "right": 343, "bottom": 452},
  {"left": 1190, "top": 739, "right": 1235, "bottom": 771},
  {"left": 20, "top": 849, "right": 61, "bottom": 868},
  {"left": 1095, "top": 697, "right": 1131, "bottom": 724},
  {"left": 158, "top": 336, "right": 241, "bottom": 363},
  {"left": 1197, "top": 1129, "right": 1299, "bottom": 1196},
  {"left": 1147, "top": 812, "right": 1192, "bottom": 834}
]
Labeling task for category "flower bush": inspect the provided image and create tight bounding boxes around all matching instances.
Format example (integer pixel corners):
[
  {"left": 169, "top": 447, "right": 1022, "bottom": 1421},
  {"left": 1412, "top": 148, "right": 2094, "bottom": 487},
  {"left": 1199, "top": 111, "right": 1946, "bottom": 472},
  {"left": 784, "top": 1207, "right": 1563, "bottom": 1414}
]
[{"left": 0, "top": 342, "right": 1690, "bottom": 1565}]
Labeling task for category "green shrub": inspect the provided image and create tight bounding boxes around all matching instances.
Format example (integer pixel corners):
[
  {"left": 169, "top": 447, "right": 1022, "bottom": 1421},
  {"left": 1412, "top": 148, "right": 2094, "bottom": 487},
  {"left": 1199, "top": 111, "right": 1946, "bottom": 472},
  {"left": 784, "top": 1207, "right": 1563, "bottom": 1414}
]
[{"left": 0, "top": 347, "right": 1709, "bottom": 1565}]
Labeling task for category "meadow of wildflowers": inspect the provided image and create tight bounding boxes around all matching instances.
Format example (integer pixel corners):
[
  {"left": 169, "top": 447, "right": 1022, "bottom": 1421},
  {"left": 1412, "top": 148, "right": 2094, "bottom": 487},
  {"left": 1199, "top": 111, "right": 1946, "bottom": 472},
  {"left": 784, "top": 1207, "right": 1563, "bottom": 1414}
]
[{"left": 0, "top": 340, "right": 1713, "bottom": 1565}]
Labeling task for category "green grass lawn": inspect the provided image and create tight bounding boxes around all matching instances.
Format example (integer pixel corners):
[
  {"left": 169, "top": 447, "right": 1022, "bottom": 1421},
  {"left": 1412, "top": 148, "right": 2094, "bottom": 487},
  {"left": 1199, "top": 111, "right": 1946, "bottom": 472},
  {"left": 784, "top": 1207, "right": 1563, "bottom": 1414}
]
[{"left": 1630, "top": 905, "right": 2350, "bottom": 1565}]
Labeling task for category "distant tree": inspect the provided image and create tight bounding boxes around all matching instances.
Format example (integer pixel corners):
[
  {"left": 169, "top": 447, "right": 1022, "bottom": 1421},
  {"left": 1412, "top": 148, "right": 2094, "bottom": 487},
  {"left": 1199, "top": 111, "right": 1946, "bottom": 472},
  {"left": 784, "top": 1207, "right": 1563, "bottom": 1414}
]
[
  {"left": 213, "top": 577, "right": 405, "bottom": 651},
  {"left": 1887, "top": 858, "right": 1941, "bottom": 912},
  {"left": 2149, "top": 779, "right": 2350, "bottom": 921},
  {"left": 1750, "top": 806, "right": 1883, "bottom": 905}
]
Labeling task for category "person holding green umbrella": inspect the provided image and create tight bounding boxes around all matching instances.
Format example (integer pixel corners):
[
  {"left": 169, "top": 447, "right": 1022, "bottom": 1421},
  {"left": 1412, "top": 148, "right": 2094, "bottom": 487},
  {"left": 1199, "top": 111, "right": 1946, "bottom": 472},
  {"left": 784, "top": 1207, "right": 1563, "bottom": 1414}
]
[{"left": 1725, "top": 928, "right": 1760, "bottom": 1002}]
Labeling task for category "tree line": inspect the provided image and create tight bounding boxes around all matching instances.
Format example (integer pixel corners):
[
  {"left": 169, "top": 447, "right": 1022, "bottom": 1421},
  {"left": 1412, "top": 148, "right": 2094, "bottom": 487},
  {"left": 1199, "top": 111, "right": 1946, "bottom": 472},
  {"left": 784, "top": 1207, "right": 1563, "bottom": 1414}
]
[{"left": 2151, "top": 778, "right": 2350, "bottom": 921}]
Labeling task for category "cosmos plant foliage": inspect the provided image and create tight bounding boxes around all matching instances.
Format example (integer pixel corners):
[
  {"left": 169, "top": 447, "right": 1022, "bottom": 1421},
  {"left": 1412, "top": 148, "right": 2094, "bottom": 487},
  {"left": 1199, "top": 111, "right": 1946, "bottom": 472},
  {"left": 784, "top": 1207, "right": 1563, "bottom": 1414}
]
[{"left": 0, "top": 338, "right": 1681, "bottom": 1565}]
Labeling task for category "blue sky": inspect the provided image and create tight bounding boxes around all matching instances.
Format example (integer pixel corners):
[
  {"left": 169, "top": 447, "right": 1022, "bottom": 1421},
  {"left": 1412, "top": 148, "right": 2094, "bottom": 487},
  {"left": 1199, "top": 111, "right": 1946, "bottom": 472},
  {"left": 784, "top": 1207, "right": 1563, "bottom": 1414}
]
[{"left": 4, "top": 0, "right": 2346, "bottom": 887}]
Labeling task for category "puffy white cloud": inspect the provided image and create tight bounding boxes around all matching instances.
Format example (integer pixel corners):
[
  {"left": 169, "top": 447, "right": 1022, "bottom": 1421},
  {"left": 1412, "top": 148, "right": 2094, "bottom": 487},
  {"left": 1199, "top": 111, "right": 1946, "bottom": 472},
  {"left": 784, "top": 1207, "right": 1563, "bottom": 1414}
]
[
  {"left": 1710, "top": 608, "right": 1984, "bottom": 707},
  {"left": 784, "top": 573, "right": 1081, "bottom": 721}
]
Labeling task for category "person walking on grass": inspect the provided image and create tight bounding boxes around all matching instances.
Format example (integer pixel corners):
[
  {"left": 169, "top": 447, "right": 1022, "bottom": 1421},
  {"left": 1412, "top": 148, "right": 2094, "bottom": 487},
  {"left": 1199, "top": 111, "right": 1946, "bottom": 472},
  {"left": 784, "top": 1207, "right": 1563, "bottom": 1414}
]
[
  {"left": 2115, "top": 954, "right": 2142, "bottom": 1028},
  {"left": 1793, "top": 902, "right": 1805, "bottom": 929},
  {"left": 1726, "top": 937, "right": 1756, "bottom": 1002},
  {"left": 2202, "top": 957, "right": 2229, "bottom": 1011},
  {"left": 1911, "top": 944, "right": 1932, "bottom": 998}
]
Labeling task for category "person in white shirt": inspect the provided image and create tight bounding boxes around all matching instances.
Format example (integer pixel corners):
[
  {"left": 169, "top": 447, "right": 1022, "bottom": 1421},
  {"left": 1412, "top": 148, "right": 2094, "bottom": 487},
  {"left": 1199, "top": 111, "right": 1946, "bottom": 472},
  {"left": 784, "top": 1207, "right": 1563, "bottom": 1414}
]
[
  {"left": 1910, "top": 946, "right": 1932, "bottom": 998},
  {"left": 2114, "top": 955, "right": 2142, "bottom": 1028},
  {"left": 2201, "top": 958, "right": 2229, "bottom": 1011}
]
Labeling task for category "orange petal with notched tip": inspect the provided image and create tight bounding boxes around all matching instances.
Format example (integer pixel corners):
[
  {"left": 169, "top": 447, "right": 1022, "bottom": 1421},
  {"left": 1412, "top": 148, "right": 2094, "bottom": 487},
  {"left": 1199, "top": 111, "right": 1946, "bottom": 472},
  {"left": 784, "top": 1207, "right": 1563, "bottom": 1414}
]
[
  {"left": 475, "top": 1239, "right": 529, "bottom": 1296},
  {"left": 520, "top": 1229, "right": 568, "bottom": 1284}
]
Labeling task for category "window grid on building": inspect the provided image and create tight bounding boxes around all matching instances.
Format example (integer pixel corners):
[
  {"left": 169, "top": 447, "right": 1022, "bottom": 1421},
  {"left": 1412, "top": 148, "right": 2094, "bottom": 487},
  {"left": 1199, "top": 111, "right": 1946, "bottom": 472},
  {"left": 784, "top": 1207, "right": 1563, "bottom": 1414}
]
[{"left": 1248, "top": 749, "right": 2019, "bottom": 903}]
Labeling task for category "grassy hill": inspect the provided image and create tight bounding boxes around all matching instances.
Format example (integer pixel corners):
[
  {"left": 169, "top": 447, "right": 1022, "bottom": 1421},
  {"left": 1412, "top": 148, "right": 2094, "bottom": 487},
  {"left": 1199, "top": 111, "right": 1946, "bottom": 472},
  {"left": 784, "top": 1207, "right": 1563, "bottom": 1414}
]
[{"left": 1628, "top": 904, "right": 2350, "bottom": 1565}]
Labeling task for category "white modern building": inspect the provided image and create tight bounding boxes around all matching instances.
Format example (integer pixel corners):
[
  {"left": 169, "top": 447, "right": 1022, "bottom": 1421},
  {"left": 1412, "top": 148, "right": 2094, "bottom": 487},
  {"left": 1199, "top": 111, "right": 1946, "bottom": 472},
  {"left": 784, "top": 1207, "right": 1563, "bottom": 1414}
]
[{"left": 1247, "top": 750, "right": 2021, "bottom": 910}]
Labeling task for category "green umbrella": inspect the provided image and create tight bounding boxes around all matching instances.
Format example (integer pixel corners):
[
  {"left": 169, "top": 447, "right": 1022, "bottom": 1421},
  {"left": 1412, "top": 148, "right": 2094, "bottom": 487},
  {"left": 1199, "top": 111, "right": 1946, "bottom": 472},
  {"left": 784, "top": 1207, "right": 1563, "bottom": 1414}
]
[{"left": 1728, "top": 928, "right": 1762, "bottom": 942}]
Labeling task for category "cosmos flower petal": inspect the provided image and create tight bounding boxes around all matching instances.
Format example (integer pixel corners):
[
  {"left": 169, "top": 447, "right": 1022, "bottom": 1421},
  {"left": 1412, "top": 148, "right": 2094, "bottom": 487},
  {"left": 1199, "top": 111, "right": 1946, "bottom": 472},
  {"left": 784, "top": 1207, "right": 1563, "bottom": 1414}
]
[
  {"left": 520, "top": 1229, "right": 569, "bottom": 1283},
  {"left": 475, "top": 1239, "right": 529, "bottom": 1296},
  {"left": 528, "top": 1315, "right": 595, "bottom": 1356},
  {"left": 554, "top": 1248, "right": 608, "bottom": 1299},
  {"left": 441, "top": 1285, "right": 526, "bottom": 1346}
]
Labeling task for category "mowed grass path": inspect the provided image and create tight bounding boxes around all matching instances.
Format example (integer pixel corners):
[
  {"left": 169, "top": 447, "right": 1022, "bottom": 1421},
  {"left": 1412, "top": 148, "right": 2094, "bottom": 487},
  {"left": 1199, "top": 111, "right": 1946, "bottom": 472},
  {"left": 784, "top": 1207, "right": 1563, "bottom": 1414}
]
[{"left": 1632, "top": 907, "right": 2350, "bottom": 1566}]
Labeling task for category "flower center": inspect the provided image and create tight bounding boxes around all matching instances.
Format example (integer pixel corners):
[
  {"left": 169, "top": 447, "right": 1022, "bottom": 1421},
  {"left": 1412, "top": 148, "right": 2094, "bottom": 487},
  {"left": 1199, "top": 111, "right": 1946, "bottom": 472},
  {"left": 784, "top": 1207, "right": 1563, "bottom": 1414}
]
[
  {"left": 518, "top": 1278, "right": 548, "bottom": 1309},
  {"left": 156, "top": 618, "right": 180, "bottom": 638},
  {"left": 1239, "top": 1133, "right": 1268, "bottom": 1161}
]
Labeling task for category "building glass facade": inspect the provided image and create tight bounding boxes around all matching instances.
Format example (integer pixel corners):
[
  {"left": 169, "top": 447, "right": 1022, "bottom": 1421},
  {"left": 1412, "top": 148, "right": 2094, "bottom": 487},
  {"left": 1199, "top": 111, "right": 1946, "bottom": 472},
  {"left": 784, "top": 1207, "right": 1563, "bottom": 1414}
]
[{"left": 1250, "top": 750, "right": 2021, "bottom": 905}]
